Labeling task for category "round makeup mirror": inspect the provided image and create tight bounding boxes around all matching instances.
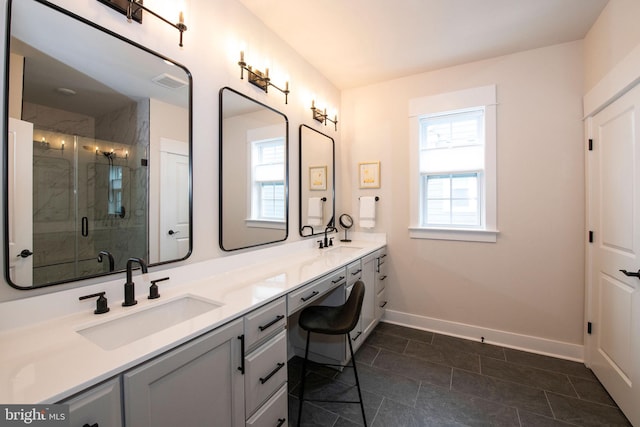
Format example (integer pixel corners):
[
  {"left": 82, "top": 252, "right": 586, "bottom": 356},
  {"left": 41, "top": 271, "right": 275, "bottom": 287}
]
[{"left": 339, "top": 213, "right": 353, "bottom": 242}]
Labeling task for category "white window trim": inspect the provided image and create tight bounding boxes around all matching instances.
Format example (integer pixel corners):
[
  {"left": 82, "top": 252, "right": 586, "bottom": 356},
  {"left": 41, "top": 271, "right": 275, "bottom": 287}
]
[{"left": 408, "top": 85, "right": 499, "bottom": 243}]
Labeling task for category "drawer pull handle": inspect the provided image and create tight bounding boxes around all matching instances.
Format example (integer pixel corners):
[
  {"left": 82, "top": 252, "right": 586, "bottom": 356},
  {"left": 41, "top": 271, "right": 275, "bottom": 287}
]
[
  {"left": 351, "top": 269, "right": 362, "bottom": 276},
  {"left": 260, "top": 362, "right": 285, "bottom": 384},
  {"left": 332, "top": 276, "right": 345, "bottom": 284},
  {"left": 351, "top": 331, "right": 362, "bottom": 341},
  {"left": 259, "top": 315, "right": 285, "bottom": 331},
  {"left": 276, "top": 418, "right": 286, "bottom": 427},
  {"left": 301, "top": 291, "right": 319, "bottom": 302},
  {"left": 237, "top": 335, "right": 245, "bottom": 374},
  {"left": 379, "top": 275, "right": 387, "bottom": 281},
  {"left": 83, "top": 424, "right": 98, "bottom": 427},
  {"left": 380, "top": 301, "right": 388, "bottom": 308}
]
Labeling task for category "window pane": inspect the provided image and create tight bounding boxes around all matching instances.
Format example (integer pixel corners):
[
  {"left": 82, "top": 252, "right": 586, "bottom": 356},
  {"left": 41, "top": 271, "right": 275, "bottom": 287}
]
[{"left": 422, "top": 173, "right": 480, "bottom": 227}]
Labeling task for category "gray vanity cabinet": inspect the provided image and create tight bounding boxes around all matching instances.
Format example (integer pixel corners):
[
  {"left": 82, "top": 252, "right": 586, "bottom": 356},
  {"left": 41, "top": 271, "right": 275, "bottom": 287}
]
[
  {"left": 62, "top": 377, "right": 122, "bottom": 427},
  {"left": 123, "top": 318, "right": 244, "bottom": 427},
  {"left": 346, "top": 260, "right": 365, "bottom": 350},
  {"left": 361, "top": 252, "right": 378, "bottom": 338},
  {"left": 242, "top": 297, "right": 288, "bottom": 425},
  {"left": 375, "top": 249, "right": 388, "bottom": 321}
]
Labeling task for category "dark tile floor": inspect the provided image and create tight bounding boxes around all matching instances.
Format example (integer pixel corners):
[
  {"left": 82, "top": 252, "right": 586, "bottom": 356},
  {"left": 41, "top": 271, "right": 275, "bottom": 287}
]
[{"left": 287, "top": 322, "right": 632, "bottom": 426}]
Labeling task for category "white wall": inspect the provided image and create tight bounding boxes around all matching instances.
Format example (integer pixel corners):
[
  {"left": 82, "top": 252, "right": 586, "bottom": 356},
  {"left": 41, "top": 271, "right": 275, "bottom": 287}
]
[
  {"left": 342, "top": 41, "right": 586, "bottom": 354},
  {"left": 0, "top": 0, "right": 340, "bottom": 300},
  {"left": 583, "top": 0, "right": 640, "bottom": 93}
]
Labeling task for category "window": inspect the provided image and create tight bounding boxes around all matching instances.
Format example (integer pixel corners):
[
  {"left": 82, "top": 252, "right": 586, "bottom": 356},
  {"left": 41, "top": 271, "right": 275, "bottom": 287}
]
[
  {"left": 250, "top": 138, "right": 285, "bottom": 226},
  {"left": 409, "top": 85, "right": 498, "bottom": 242}
]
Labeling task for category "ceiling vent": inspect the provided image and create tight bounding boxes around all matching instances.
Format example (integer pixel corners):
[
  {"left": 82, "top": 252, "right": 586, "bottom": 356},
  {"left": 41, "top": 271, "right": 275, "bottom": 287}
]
[{"left": 152, "top": 73, "right": 188, "bottom": 89}]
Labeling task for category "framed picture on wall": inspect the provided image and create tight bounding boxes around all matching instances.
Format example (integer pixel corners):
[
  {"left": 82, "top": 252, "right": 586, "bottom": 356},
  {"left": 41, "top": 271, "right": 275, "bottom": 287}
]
[
  {"left": 309, "top": 166, "right": 327, "bottom": 190},
  {"left": 359, "top": 161, "right": 380, "bottom": 189}
]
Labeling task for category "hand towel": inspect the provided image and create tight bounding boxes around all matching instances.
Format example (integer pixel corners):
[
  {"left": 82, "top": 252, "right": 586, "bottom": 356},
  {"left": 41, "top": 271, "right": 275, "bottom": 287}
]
[
  {"left": 359, "top": 196, "right": 376, "bottom": 228},
  {"left": 307, "top": 197, "right": 323, "bottom": 226}
]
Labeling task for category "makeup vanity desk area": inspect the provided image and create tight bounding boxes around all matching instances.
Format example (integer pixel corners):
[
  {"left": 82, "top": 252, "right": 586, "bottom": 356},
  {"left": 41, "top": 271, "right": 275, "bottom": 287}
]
[{"left": 0, "top": 234, "right": 387, "bottom": 426}]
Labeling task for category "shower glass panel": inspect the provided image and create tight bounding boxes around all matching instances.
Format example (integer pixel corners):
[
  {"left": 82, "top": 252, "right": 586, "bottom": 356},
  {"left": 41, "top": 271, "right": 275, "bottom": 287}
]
[{"left": 31, "top": 128, "right": 148, "bottom": 286}]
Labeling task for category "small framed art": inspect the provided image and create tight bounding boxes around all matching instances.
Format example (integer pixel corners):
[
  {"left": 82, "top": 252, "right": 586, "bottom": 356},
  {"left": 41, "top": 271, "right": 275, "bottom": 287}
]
[
  {"left": 359, "top": 161, "right": 380, "bottom": 189},
  {"left": 309, "top": 166, "right": 327, "bottom": 191}
]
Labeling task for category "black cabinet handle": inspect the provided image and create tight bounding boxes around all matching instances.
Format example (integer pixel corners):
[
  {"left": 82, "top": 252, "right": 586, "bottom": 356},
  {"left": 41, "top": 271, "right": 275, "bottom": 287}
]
[
  {"left": 259, "top": 362, "right": 285, "bottom": 384},
  {"left": 332, "top": 276, "right": 345, "bottom": 284},
  {"left": 301, "top": 291, "right": 319, "bottom": 302},
  {"left": 81, "top": 216, "right": 89, "bottom": 237},
  {"left": 237, "top": 335, "right": 245, "bottom": 374},
  {"left": 379, "top": 275, "right": 387, "bottom": 281},
  {"left": 351, "top": 269, "right": 362, "bottom": 276},
  {"left": 351, "top": 331, "right": 362, "bottom": 341},
  {"left": 258, "top": 315, "right": 285, "bottom": 331},
  {"left": 380, "top": 301, "right": 388, "bottom": 308},
  {"left": 276, "top": 418, "right": 286, "bottom": 427},
  {"left": 83, "top": 423, "right": 98, "bottom": 427}
]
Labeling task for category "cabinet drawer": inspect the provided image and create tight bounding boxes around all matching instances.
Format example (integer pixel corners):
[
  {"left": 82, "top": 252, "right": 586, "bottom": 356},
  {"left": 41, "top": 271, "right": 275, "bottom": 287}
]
[
  {"left": 346, "top": 260, "right": 362, "bottom": 286},
  {"left": 245, "top": 384, "right": 288, "bottom": 427},
  {"left": 62, "top": 378, "right": 122, "bottom": 427},
  {"left": 287, "top": 269, "right": 346, "bottom": 315},
  {"left": 245, "top": 330, "right": 288, "bottom": 417},
  {"left": 375, "top": 287, "right": 388, "bottom": 320},
  {"left": 244, "top": 297, "right": 286, "bottom": 351}
]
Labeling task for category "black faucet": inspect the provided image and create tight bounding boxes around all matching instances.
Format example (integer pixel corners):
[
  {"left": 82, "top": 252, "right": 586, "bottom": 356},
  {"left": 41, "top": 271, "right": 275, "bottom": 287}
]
[
  {"left": 323, "top": 226, "right": 337, "bottom": 248},
  {"left": 122, "top": 257, "right": 148, "bottom": 307},
  {"left": 97, "top": 250, "right": 115, "bottom": 272}
]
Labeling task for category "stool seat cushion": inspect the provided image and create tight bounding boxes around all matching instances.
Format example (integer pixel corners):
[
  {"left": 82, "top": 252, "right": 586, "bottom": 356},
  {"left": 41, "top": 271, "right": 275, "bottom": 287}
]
[{"left": 298, "top": 280, "right": 365, "bottom": 335}]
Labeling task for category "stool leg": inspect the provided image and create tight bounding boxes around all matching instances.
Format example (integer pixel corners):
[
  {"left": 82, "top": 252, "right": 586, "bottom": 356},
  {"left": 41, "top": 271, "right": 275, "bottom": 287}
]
[
  {"left": 348, "top": 336, "right": 367, "bottom": 427},
  {"left": 297, "top": 330, "right": 311, "bottom": 427}
]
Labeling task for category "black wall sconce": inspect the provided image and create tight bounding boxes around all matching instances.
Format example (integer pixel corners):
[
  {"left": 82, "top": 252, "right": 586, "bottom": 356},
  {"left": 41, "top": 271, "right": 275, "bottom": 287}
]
[
  {"left": 96, "top": 0, "right": 187, "bottom": 47},
  {"left": 311, "top": 100, "right": 338, "bottom": 131},
  {"left": 238, "top": 51, "right": 290, "bottom": 104}
]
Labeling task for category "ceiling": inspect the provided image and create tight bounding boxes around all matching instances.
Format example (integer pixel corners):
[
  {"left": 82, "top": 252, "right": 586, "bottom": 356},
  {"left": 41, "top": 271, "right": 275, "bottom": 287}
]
[{"left": 238, "top": 0, "right": 609, "bottom": 90}]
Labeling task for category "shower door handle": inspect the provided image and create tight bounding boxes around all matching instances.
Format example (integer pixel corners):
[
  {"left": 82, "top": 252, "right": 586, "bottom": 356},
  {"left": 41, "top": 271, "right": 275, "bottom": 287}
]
[{"left": 81, "top": 217, "right": 89, "bottom": 237}]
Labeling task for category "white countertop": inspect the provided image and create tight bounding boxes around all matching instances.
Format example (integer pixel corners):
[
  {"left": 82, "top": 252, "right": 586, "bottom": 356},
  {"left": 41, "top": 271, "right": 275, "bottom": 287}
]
[{"left": 0, "top": 235, "right": 385, "bottom": 404}]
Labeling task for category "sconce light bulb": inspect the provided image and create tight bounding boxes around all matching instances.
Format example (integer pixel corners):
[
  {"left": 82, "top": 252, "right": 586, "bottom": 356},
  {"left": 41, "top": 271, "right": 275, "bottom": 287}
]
[
  {"left": 240, "top": 50, "right": 244, "bottom": 62},
  {"left": 179, "top": 11, "right": 184, "bottom": 25}
]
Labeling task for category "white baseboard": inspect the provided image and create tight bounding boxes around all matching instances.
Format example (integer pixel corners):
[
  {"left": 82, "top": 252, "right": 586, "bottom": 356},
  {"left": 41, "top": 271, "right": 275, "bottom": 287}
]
[{"left": 382, "top": 310, "right": 584, "bottom": 362}]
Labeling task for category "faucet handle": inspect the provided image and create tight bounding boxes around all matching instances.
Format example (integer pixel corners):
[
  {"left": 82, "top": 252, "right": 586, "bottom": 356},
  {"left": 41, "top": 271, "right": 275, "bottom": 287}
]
[
  {"left": 149, "top": 277, "right": 169, "bottom": 299},
  {"left": 79, "top": 292, "right": 110, "bottom": 315},
  {"left": 317, "top": 240, "right": 324, "bottom": 249},
  {"left": 329, "top": 237, "right": 334, "bottom": 246}
]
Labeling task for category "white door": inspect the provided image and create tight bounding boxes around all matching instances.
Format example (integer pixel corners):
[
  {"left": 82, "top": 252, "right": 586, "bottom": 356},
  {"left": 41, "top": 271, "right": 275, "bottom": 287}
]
[
  {"left": 159, "top": 138, "right": 190, "bottom": 261},
  {"left": 587, "top": 83, "right": 640, "bottom": 426},
  {"left": 7, "top": 118, "right": 33, "bottom": 286}
]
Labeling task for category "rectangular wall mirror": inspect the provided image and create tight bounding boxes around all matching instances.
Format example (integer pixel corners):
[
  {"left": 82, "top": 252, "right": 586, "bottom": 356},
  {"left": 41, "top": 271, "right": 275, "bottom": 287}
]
[
  {"left": 299, "top": 125, "right": 335, "bottom": 236},
  {"left": 4, "top": 0, "right": 193, "bottom": 289},
  {"left": 219, "top": 87, "right": 288, "bottom": 251}
]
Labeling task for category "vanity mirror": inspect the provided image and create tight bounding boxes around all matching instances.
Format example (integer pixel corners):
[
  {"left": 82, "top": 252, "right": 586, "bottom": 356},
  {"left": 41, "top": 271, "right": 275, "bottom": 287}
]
[
  {"left": 299, "top": 125, "right": 335, "bottom": 237},
  {"left": 4, "top": 0, "right": 192, "bottom": 289},
  {"left": 219, "top": 87, "right": 288, "bottom": 251}
]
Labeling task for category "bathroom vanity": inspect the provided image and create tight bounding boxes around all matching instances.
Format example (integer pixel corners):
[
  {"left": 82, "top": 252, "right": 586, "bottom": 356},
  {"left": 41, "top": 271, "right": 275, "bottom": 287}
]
[{"left": 0, "top": 236, "right": 387, "bottom": 426}]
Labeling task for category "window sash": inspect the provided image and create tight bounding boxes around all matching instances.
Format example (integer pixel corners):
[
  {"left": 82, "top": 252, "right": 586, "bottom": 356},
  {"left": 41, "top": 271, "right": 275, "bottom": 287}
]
[{"left": 421, "top": 172, "right": 482, "bottom": 227}]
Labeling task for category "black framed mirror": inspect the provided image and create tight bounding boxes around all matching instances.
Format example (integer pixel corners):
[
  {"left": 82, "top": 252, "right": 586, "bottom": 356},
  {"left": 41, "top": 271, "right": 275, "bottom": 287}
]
[
  {"left": 219, "top": 87, "right": 289, "bottom": 251},
  {"left": 4, "top": 0, "right": 192, "bottom": 289},
  {"left": 299, "top": 125, "right": 335, "bottom": 237}
]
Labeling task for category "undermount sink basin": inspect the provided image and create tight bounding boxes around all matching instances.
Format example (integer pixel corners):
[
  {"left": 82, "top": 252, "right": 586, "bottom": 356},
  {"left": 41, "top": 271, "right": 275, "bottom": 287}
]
[
  {"left": 324, "top": 246, "right": 363, "bottom": 256},
  {"left": 77, "top": 295, "right": 223, "bottom": 350}
]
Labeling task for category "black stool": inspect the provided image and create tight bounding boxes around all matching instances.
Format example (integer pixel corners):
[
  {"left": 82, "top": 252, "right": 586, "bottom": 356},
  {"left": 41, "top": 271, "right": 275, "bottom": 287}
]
[{"left": 296, "top": 280, "right": 367, "bottom": 426}]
